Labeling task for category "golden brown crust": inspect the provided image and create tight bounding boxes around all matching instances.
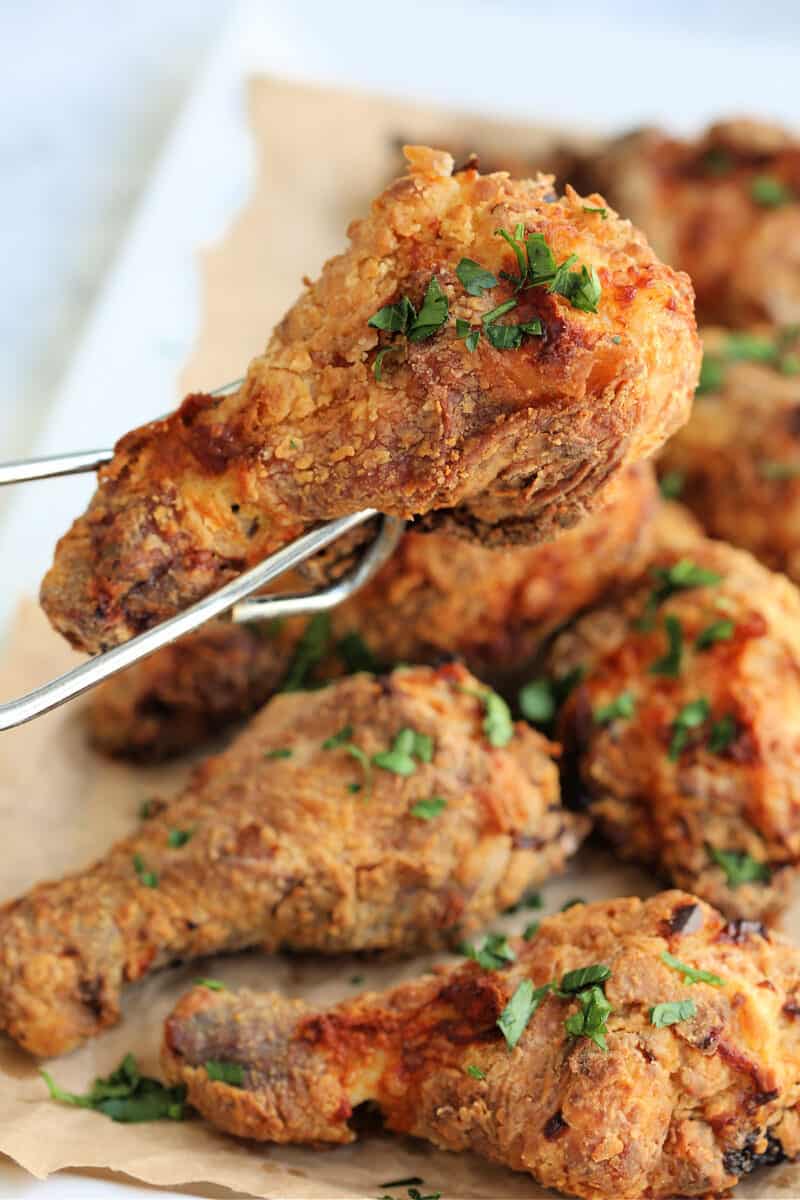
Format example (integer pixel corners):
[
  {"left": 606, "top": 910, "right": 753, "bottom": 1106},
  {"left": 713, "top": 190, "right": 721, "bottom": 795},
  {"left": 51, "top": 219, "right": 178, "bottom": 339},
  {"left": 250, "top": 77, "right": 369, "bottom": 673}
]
[
  {"left": 89, "top": 463, "right": 659, "bottom": 761},
  {"left": 0, "top": 663, "right": 584, "bottom": 1057},
  {"left": 659, "top": 325, "right": 800, "bottom": 580},
  {"left": 40, "top": 147, "right": 698, "bottom": 654},
  {"left": 162, "top": 891, "right": 800, "bottom": 1199},
  {"left": 546, "top": 531, "right": 800, "bottom": 921},
  {"left": 586, "top": 119, "right": 800, "bottom": 325}
]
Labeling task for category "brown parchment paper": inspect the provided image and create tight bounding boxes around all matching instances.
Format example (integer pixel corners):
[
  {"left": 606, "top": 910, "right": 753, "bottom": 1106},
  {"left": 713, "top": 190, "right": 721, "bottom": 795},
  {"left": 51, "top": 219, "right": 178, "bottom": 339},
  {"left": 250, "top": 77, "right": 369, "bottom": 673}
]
[{"left": 2, "top": 76, "right": 800, "bottom": 1200}]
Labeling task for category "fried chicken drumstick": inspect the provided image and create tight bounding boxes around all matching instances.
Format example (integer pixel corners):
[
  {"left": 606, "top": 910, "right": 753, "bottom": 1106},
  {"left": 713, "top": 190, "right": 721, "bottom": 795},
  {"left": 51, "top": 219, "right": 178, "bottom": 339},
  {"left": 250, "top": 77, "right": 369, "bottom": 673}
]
[
  {"left": 0, "top": 663, "right": 586, "bottom": 1057},
  {"left": 41, "top": 146, "right": 699, "bottom": 655},
  {"left": 162, "top": 891, "right": 800, "bottom": 1200},
  {"left": 546, "top": 529, "right": 800, "bottom": 921},
  {"left": 89, "top": 462, "right": 659, "bottom": 761},
  {"left": 659, "top": 325, "right": 800, "bottom": 580}
]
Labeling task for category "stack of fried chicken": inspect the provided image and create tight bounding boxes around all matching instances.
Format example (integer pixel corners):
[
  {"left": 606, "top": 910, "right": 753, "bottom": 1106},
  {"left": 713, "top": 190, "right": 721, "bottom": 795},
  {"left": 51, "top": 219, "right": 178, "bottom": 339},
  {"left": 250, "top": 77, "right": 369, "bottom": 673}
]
[{"left": 6, "top": 126, "right": 800, "bottom": 1200}]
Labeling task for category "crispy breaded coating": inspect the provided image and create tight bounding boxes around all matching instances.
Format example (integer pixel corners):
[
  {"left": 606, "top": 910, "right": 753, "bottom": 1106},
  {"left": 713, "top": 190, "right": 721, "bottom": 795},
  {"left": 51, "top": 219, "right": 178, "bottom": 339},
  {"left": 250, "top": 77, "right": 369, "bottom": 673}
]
[
  {"left": 660, "top": 325, "right": 800, "bottom": 580},
  {"left": 89, "top": 463, "right": 659, "bottom": 761},
  {"left": 0, "top": 663, "right": 584, "bottom": 1057},
  {"left": 585, "top": 119, "right": 800, "bottom": 325},
  {"left": 546, "top": 533, "right": 800, "bottom": 921},
  {"left": 162, "top": 891, "right": 800, "bottom": 1200},
  {"left": 40, "top": 146, "right": 699, "bottom": 654}
]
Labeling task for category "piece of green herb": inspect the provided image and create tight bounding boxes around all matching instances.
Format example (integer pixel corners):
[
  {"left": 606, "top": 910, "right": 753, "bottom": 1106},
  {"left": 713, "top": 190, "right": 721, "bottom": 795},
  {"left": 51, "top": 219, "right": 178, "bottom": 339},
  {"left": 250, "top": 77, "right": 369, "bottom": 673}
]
[
  {"left": 139, "top": 799, "right": 157, "bottom": 820},
  {"left": 323, "top": 725, "right": 372, "bottom": 792},
  {"left": 408, "top": 277, "right": 449, "bottom": 342},
  {"left": 494, "top": 226, "right": 601, "bottom": 311},
  {"left": 650, "top": 615, "right": 684, "bottom": 677},
  {"left": 661, "top": 950, "right": 724, "bottom": 987},
  {"left": 465, "top": 1064, "right": 486, "bottom": 1080},
  {"left": 518, "top": 679, "right": 556, "bottom": 723},
  {"left": 725, "top": 331, "right": 779, "bottom": 362},
  {"left": 323, "top": 725, "right": 354, "bottom": 749},
  {"left": 702, "top": 146, "right": 732, "bottom": 176},
  {"left": 205, "top": 1060, "right": 245, "bottom": 1086},
  {"left": 41, "top": 1054, "right": 186, "bottom": 1123},
  {"left": 482, "top": 299, "right": 518, "bottom": 326},
  {"left": 550, "top": 262, "right": 602, "bottom": 313},
  {"left": 167, "top": 828, "right": 193, "bottom": 849},
  {"left": 659, "top": 470, "right": 685, "bottom": 500},
  {"left": 559, "top": 964, "right": 611, "bottom": 994},
  {"left": 461, "top": 932, "right": 517, "bottom": 971},
  {"left": 281, "top": 613, "right": 331, "bottom": 692},
  {"left": 195, "top": 978, "right": 226, "bottom": 991},
  {"left": 264, "top": 747, "right": 293, "bottom": 759},
  {"left": 410, "top": 796, "right": 446, "bottom": 820},
  {"left": 504, "top": 890, "right": 543, "bottom": 915},
  {"left": 668, "top": 697, "right": 710, "bottom": 761},
  {"left": 337, "top": 632, "right": 381, "bottom": 674},
  {"left": 368, "top": 295, "right": 415, "bottom": 333},
  {"left": 564, "top": 984, "right": 613, "bottom": 1050},
  {"left": 525, "top": 232, "right": 557, "bottom": 282},
  {"left": 695, "top": 619, "right": 734, "bottom": 650},
  {"left": 456, "top": 257, "right": 497, "bottom": 296},
  {"left": 582, "top": 205, "right": 608, "bottom": 218},
  {"left": 461, "top": 686, "right": 514, "bottom": 747},
  {"left": 455, "top": 317, "right": 481, "bottom": 352},
  {"left": 495, "top": 225, "right": 528, "bottom": 285},
  {"left": 379, "top": 1180, "right": 425, "bottom": 1191},
  {"left": 751, "top": 174, "right": 794, "bottom": 208},
  {"left": 708, "top": 845, "right": 771, "bottom": 888},
  {"left": 696, "top": 353, "right": 726, "bottom": 394},
  {"left": 374, "top": 345, "right": 401, "bottom": 380},
  {"left": 522, "top": 921, "right": 540, "bottom": 940},
  {"left": 561, "top": 897, "right": 585, "bottom": 911},
  {"left": 638, "top": 560, "right": 721, "bottom": 630},
  {"left": 650, "top": 999, "right": 697, "bottom": 1028},
  {"left": 594, "top": 690, "right": 636, "bottom": 725},
  {"left": 781, "top": 352, "right": 800, "bottom": 376},
  {"left": 708, "top": 713, "right": 737, "bottom": 754},
  {"left": 350, "top": 974, "right": 364, "bottom": 986},
  {"left": 373, "top": 727, "right": 433, "bottom": 776},
  {"left": 497, "top": 979, "right": 551, "bottom": 1048},
  {"left": 347, "top": 782, "right": 362, "bottom": 794},
  {"left": 132, "top": 853, "right": 158, "bottom": 889}
]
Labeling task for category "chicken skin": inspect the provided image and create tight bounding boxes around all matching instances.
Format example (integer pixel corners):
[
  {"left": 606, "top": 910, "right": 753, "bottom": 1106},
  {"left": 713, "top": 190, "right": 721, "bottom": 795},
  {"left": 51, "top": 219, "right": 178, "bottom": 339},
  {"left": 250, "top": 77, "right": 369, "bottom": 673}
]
[
  {"left": 583, "top": 118, "right": 800, "bottom": 326},
  {"left": 40, "top": 146, "right": 699, "bottom": 655},
  {"left": 162, "top": 891, "right": 800, "bottom": 1200},
  {"left": 0, "top": 663, "right": 586, "bottom": 1058},
  {"left": 89, "top": 462, "right": 659, "bottom": 762},
  {"left": 659, "top": 325, "right": 800, "bottom": 580},
  {"left": 545, "top": 533, "right": 800, "bottom": 921}
]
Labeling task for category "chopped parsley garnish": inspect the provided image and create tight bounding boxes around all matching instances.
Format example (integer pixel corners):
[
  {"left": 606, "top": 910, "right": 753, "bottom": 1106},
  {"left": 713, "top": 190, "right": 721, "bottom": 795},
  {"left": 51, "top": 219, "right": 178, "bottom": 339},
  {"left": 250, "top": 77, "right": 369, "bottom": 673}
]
[
  {"left": 139, "top": 799, "right": 157, "bottom": 820},
  {"left": 697, "top": 329, "right": 800, "bottom": 395},
  {"left": 410, "top": 795, "right": 446, "bottom": 820},
  {"left": 132, "top": 853, "right": 158, "bottom": 889},
  {"left": 726, "top": 331, "right": 781, "bottom": 362},
  {"left": 751, "top": 174, "right": 795, "bottom": 208},
  {"left": 373, "top": 345, "right": 401, "bottom": 381},
  {"left": 650, "top": 615, "right": 683, "bottom": 677},
  {"left": 708, "top": 713, "right": 737, "bottom": 754},
  {"left": 281, "top": 613, "right": 330, "bottom": 692},
  {"left": 456, "top": 257, "right": 498, "bottom": 296},
  {"left": 323, "top": 725, "right": 372, "bottom": 791},
  {"left": 205, "top": 1060, "right": 245, "bottom": 1086},
  {"left": 638, "top": 560, "right": 721, "bottom": 630},
  {"left": 661, "top": 950, "right": 724, "bottom": 986},
  {"left": 659, "top": 470, "right": 685, "bottom": 500},
  {"left": 668, "top": 697, "right": 710, "bottom": 761},
  {"left": 561, "top": 897, "right": 585, "bottom": 911},
  {"left": 264, "top": 747, "right": 293, "bottom": 759},
  {"left": 519, "top": 679, "right": 556, "bottom": 723},
  {"left": 461, "top": 932, "right": 517, "bottom": 971},
  {"left": 523, "top": 921, "right": 540, "bottom": 940},
  {"left": 701, "top": 146, "right": 732, "bottom": 175},
  {"left": 350, "top": 974, "right": 364, "bottom": 985},
  {"left": 564, "top": 984, "right": 613, "bottom": 1050},
  {"left": 482, "top": 299, "right": 518, "bottom": 325},
  {"left": 195, "top": 978, "right": 226, "bottom": 991},
  {"left": 582, "top": 205, "right": 608, "bottom": 218},
  {"left": 650, "top": 999, "right": 696, "bottom": 1028},
  {"left": 494, "top": 225, "right": 601, "bottom": 312},
  {"left": 408, "top": 277, "right": 449, "bottom": 341},
  {"left": 368, "top": 295, "right": 416, "bottom": 333},
  {"left": 696, "top": 353, "right": 726, "bottom": 394},
  {"left": 695, "top": 619, "right": 734, "bottom": 650},
  {"left": 559, "top": 963, "right": 611, "bottom": 993},
  {"left": 379, "top": 1180, "right": 425, "bottom": 1191},
  {"left": 461, "top": 686, "right": 514, "bottom": 747},
  {"left": 167, "top": 828, "right": 193, "bottom": 849},
  {"left": 456, "top": 317, "right": 481, "bottom": 352},
  {"left": 373, "top": 727, "right": 434, "bottom": 775},
  {"left": 368, "top": 278, "right": 449, "bottom": 377},
  {"left": 708, "top": 845, "right": 770, "bottom": 887},
  {"left": 41, "top": 1053, "right": 186, "bottom": 1123},
  {"left": 465, "top": 1064, "right": 486, "bottom": 1080},
  {"left": 594, "top": 690, "right": 636, "bottom": 725},
  {"left": 504, "top": 890, "right": 543, "bottom": 915},
  {"left": 497, "top": 978, "right": 551, "bottom": 1048}
]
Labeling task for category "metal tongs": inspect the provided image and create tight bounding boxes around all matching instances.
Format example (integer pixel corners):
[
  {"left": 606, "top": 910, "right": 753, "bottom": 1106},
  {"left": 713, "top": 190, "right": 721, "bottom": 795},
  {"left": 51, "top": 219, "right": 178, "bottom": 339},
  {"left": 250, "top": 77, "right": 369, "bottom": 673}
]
[{"left": 0, "top": 379, "right": 405, "bottom": 732}]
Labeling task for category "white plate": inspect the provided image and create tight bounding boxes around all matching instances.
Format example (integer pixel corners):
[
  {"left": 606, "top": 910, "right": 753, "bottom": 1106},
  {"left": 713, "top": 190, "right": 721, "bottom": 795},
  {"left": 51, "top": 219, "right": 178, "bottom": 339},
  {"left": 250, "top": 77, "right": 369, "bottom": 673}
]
[{"left": 2, "top": 0, "right": 799, "bottom": 1194}]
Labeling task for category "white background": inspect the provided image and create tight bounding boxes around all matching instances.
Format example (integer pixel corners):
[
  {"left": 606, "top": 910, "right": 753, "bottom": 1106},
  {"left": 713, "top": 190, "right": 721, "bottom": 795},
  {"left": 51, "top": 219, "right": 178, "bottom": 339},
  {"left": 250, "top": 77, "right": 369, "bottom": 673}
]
[{"left": 1, "top": 1, "right": 799, "bottom": 1196}]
